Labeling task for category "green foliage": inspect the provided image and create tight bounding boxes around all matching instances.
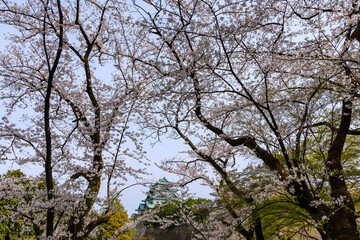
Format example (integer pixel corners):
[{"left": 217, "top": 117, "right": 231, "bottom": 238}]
[
  {"left": 258, "top": 134, "right": 360, "bottom": 239},
  {"left": 214, "top": 165, "right": 324, "bottom": 239},
  {"left": 149, "top": 198, "right": 212, "bottom": 227},
  {"left": 184, "top": 198, "right": 212, "bottom": 223},
  {"left": 96, "top": 201, "right": 133, "bottom": 240},
  {"left": 260, "top": 195, "right": 317, "bottom": 239}
]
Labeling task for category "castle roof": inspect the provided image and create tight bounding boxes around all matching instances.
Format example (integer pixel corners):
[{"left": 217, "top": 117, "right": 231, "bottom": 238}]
[{"left": 150, "top": 177, "right": 170, "bottom": 186}]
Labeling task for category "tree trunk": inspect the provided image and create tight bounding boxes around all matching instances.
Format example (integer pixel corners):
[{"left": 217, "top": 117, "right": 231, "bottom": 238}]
[
  {"left": 43, "top": 0, "right": 64, "bottom": 237},
  {"left": 326, "top": 98, "right": 359, "bottom": 240},
  {"left": 254, "top": 215, "right": 264, "bottom": 240},
  {"left": 328, "top": 207, "right": 359, "bottom": 240}
]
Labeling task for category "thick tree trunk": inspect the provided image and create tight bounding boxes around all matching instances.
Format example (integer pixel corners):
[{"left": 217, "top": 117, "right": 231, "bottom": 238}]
[
  {"left": 67, "top": 162, "right": 102, "bottom": 239},
  {"left": 254, "top": 215, "right": 264, "bottom": 240},
  {"left": 328, "top": 207, "right": 359, "bottom": 240},
  {"left": 235, "top": 224, "right": 254, "bottom": 240},
  {"left": 326, "top": 98, "right": 359, "bottom": 239}
]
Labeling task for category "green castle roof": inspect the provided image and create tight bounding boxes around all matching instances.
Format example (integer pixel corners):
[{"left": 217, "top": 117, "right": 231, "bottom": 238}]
[{"left": 150, "top": 177, "right": 170, "bottom": 187}]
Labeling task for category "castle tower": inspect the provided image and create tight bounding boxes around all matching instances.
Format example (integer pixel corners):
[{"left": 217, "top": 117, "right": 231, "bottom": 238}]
[{"left": 136, "top": 177, "right": 178, "bottom": 212}]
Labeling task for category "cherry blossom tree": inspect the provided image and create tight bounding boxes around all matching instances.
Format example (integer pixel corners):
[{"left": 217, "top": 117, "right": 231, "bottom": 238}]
[
  {"left": 0, "top": 0, "right": 145, "bottom": 239},
  {"left": 0, "top": 170, "right": 45, "bottom": 239},
  {"left": 129, "top": 0, "right": 360, "bottom": 239}
]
